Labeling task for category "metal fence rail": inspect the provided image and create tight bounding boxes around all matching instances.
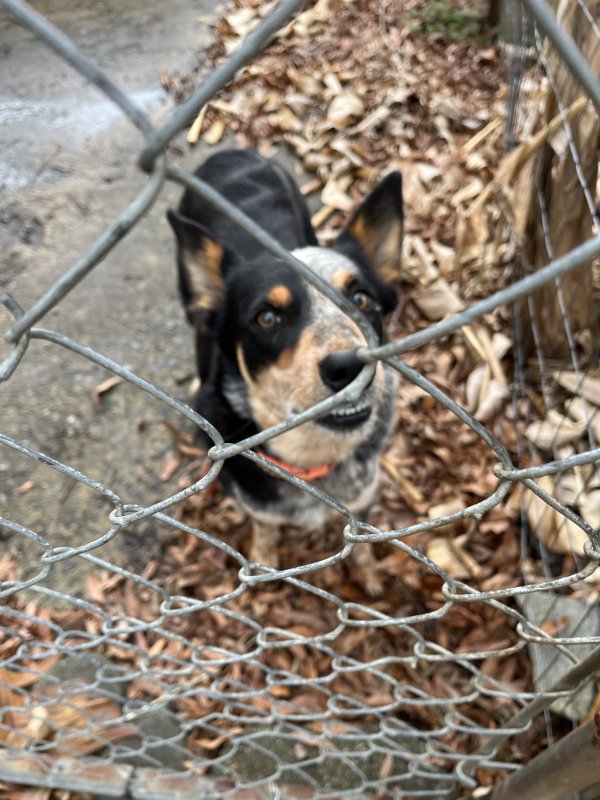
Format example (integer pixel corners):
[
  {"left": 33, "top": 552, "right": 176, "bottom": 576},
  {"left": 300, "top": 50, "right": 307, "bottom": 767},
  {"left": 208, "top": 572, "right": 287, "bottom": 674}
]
[{"left": 1, "top": 0, "right": 599, "bottom": 798}]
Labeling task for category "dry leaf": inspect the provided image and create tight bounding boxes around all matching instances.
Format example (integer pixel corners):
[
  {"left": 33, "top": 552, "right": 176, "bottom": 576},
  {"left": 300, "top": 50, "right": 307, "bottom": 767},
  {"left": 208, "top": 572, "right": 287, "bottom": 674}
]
[
  {"left": 194, "top": 733, "right": 232, "bottom": 751},
  {"left": 581, "top": 491, "right": 600, "bottom": 531},
  {"left": 203, "top": 119, "right": 225, "bottom": 145},
  {"left": 403, "top": 234, "right": 439, "bottom": 285},
  {"left": 0, "top": 660, "right": 60, "bottom": 691},
  {"left": 23, "top": 705, "right": 52, "bottom": 742},
  {"left": 481, "top": 378, "right": 511, "bottom": 427},
  {"left": 525, "top": 475, "right": 590, "bottom": 556},
  {"left": 380, "top": 454, "right": 424, "bottom": 504},
  {"left": 320, "top": 175, "right": 353, "bottom": 211},
  {"left": 415, "top": 162, "right": 442, "bottom": 184},
  {"left": 0, "top": 790, "right": 50, "bottom": 800},
  {"left": 92, "top": 376, "right": 123, "bottom": 407},
  {"left": 462, "top": 117, "right": 502, "bottom": 153},
  {"left": 160, "top": 451, "right": 182, "bottom": 482},
  {"left": 556, "top": 473, "right": 586, "bottom": 506},
  {"left": 554, "top": 371, "right": 600, "bottom": 406},
  {"left": 326, "top": 90, "right": 364, "bottom": 128},
  {"left": 429, "top": 240, "right": 455, "bottom": 274},
  {"left": 428, "top": 497, "right": 465, "bottom": 531},
  {"left": 187, "top": 105, "right": 208, "bottom": 145},
  {"left": 352, "top": 105, "right": 390, "bottom": 134},
  {"left": 270, "top": 106, "right": 301, "bottom": 131},
  {"left": 491, "top": 332, "right": 512, "bottom": 361},
  {"left": 330, "top": 137, "right": 365, "bottom": 167},
  {"left": 526, "top": 410, "right": 589, "bottom": 449},
  {"left": 86, "top": 572, "right": 106, "bottom": 604},
  {"left": 223, "top": 6, "right": 258, "bottom": 38},
  {"left": 427, "top": 536, "right": 482, "bottom": 580},
  {"left": 564, "top": 397, "right": 600, "bottom": 440},
  {"left": 430, "top": 96, "right": 485, "bottom": 129},
  {"left": 466, "top": 366, "right": 510, "bottom": 422},
  {"left": 413, "top": 278, "right": 462, "bottom": 320},
  {"left": 162, "top": 419, "right": 197, "bottom": 446},
  {"left": 452, "top": 178, "right": 484, "bottom": 207},
  {"left": 379, "top": 751, "right": 395, "bottom": 780},
  {"left": 311, "top": 204, "right": 335, "bottom": 229},
  {"left": 0, "top": 676, "right": 24, "bottom": 743}
]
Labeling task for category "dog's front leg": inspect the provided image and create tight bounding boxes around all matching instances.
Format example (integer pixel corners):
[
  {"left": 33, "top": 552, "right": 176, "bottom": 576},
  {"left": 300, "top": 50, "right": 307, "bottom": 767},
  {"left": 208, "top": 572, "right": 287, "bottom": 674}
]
[
  {"left": 352, "top": 543, "right": 383, "bottom": 597},
  {"left": 249, "top": 520, "right": 281, "bottom": 567}
]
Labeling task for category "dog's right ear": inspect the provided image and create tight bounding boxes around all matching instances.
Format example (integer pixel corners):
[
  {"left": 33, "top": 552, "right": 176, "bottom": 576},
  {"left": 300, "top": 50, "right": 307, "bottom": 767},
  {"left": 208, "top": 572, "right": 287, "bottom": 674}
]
[
  {"left": 336, "top": 172, "right": 403, "bottom": 287},
  {"left": 167, "top": 209, "right": 225, "bottom": 323}
]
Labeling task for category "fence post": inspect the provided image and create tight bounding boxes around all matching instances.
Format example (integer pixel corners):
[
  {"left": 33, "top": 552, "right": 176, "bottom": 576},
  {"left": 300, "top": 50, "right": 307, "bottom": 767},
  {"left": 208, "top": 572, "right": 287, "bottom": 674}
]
[
  {"left": 516, "top": 0, "right": 600, "bottom": 357},
  {"left": 485, "top": 720, "right": 600, "bottom": 800}
]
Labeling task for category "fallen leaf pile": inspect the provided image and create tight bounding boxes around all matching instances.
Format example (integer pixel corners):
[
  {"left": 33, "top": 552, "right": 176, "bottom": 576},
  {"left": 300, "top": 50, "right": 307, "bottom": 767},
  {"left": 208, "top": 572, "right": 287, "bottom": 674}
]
[
  {"left": 174, "top": 0, "right": 505, "bottom": 287},
  {"left": 2, "top": 1, "right": 599, "bottom": 798}
]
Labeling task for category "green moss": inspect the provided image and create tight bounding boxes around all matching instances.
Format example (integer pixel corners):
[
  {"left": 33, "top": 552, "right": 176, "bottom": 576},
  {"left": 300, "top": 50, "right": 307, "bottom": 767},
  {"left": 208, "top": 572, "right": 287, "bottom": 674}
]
[{"left": 407, "top": 2, "right": 488, "bottom": 42}]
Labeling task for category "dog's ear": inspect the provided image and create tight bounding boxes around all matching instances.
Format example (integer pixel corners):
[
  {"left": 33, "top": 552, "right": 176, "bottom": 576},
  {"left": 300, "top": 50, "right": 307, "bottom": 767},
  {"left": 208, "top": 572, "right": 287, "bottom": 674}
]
[
  {"left": 167, "top": 209, "right": 225, "bottom": 323},
  {"left": 336, "top": 172, "right": 403, "bottom": 285}
]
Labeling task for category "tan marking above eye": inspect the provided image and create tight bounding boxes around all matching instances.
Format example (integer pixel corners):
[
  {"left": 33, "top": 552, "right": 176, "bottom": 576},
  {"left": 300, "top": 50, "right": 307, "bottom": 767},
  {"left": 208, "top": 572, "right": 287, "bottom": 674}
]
[
  {"left": 266, "top": 284, "right": 293, "bottom": 308},
  {"left": 331, "top": 268, "right": 354, "bottom": 292}
]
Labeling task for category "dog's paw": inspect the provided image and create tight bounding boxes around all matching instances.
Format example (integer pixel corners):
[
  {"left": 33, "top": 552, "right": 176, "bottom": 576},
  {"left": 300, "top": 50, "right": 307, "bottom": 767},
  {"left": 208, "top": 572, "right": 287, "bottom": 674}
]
[
  {"left": 352, "top": 544, "right": 384, "bottom": 597},
  {"left": 361, "top": 567, "right": 384, "bottom": 598},
  {"left": 248, "top": 541, "right": 279, "bottom": 568},
  {"left": 248, "top": 522, "right": 281, "bottom": 568}
]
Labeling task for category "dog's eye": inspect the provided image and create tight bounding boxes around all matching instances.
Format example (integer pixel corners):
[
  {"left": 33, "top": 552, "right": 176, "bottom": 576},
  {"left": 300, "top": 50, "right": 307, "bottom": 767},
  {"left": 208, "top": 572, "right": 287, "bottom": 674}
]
[
  {"left": 351, "top": 290, "right": 372, "bottom": 311},
  {"left": 256, "top": 309, "right": 282, "bottom": 329}
]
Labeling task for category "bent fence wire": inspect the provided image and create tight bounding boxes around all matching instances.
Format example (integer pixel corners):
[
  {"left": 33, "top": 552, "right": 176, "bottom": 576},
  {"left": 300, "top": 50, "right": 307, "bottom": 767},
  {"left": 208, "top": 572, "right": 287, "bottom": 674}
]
[{"left": 1, "top": 0, "right": 599, "bottom": 798}]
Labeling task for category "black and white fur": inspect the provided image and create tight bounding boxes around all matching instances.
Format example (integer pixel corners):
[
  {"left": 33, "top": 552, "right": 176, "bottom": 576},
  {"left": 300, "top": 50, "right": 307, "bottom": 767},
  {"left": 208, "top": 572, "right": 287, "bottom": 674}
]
[{"left": 167, "top": 149, "right": 403, "bottom": 591}]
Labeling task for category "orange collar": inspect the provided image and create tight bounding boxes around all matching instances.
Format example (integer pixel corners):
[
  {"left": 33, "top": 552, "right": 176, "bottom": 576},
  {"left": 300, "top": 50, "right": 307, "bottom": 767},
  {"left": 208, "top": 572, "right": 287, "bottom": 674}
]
[{"left": 255, "top": 450, "right": 335, "bottom": 482}]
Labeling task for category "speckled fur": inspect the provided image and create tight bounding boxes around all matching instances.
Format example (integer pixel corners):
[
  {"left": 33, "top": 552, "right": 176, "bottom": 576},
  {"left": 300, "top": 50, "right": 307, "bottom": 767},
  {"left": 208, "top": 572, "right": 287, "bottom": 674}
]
[{"left": 167, "top": 149, "right": 403, "bottom": 589}]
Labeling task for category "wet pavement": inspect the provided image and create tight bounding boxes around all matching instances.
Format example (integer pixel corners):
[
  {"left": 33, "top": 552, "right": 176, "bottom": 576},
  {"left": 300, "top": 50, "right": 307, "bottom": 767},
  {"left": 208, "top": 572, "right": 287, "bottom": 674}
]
[{"left": 0, "top": 0, "right": 213, "bottom": 593}]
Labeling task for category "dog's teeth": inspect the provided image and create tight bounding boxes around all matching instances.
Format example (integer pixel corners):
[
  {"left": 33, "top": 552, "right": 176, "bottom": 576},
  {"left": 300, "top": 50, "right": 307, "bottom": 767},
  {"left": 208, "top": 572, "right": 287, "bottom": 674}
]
[{"left": 333, "top": 403, "right": 369, "bottom": 417}]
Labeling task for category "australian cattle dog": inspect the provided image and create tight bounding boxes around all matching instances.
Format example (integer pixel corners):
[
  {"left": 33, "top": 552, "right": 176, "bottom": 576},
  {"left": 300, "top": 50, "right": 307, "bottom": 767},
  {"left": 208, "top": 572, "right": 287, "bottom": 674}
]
[{"left": 167, "top": 149, "right": 403, "bottom": 593}]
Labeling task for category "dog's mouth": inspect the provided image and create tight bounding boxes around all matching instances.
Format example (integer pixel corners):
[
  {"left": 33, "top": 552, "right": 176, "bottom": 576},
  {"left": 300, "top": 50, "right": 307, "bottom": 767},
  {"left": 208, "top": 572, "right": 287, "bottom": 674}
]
[{"left": 316, "top": 399, "right": 372, "bottom": 431}]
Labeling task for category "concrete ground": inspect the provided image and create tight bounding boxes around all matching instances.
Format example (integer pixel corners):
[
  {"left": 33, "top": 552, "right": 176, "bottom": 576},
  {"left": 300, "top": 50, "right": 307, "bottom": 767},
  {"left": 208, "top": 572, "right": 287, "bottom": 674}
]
[
  {"left": 0, "top": 0, "right": 214, "bottom": 594},
  {"left": 0, "top": 6, "right": 445, "bottom": 793}
]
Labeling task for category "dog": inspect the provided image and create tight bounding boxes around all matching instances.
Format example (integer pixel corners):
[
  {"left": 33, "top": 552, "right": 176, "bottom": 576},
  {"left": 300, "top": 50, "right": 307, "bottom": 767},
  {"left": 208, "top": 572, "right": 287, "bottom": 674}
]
[{"left": 167, "top": 149, "right": 403, "bottom": 593}]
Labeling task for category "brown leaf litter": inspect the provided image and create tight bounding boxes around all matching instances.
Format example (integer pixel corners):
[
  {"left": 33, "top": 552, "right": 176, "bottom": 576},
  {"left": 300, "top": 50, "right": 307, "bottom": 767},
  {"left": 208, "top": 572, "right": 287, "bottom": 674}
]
[{"left": 3, "top": 2, "right": 599, "bottom": 798}]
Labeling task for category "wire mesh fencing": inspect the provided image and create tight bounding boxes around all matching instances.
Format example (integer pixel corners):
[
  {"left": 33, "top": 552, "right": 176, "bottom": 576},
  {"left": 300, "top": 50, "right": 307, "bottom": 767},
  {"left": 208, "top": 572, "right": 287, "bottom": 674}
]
[{"left": 1, "top": 0, "right": 599, "bottom": 798}]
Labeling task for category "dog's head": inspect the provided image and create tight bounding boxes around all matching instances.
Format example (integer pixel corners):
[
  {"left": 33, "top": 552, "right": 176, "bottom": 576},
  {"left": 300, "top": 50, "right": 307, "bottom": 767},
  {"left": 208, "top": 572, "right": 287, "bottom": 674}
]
[{"left": 167, "top": 172, "right": 403, "bottom": 468}]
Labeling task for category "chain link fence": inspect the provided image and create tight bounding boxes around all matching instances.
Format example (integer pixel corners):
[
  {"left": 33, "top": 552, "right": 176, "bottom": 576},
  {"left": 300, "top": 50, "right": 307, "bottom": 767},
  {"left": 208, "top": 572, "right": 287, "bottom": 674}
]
[{"left": 1, "top": 0, "right": 599, "bottom": 798}]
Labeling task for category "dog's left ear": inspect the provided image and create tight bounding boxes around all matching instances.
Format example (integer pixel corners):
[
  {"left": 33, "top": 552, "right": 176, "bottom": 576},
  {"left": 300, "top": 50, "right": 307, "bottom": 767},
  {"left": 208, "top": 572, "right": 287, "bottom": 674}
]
[
  {"left": 336, "top": 172, "right": 403, "bottom": 285},
  {"left": 167, "top": 209, "right": 226, "bottom": 323}
]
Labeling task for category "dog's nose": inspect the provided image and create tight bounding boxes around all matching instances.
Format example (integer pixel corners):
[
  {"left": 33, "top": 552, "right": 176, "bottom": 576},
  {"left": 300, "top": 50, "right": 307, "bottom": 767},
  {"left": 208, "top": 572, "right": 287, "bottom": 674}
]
[{"left": 319, "top": 349, "right": 364, "bottom": 392}]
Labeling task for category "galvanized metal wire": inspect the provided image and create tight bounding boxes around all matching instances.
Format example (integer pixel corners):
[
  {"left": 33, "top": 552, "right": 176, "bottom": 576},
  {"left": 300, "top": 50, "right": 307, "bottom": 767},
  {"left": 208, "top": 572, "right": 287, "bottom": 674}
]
[{"left": 1, "top": 1, "right": 599, "bottom": 798}]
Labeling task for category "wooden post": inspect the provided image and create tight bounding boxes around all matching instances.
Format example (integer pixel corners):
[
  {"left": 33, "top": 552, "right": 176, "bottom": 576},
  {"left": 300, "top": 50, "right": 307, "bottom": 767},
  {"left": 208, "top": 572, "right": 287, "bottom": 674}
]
[
  {"left": 518, "top": 0, "right": 600, "bottom": 358},
  {"left": 486, "top": 720, "right": 600, "bottom": 800}
]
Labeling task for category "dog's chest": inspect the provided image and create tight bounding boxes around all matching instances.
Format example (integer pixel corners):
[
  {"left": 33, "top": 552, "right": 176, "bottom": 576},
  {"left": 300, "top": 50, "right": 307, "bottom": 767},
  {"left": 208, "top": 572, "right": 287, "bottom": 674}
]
[{"left": 231, "top": 455, "right": 380, "bottom": 531}]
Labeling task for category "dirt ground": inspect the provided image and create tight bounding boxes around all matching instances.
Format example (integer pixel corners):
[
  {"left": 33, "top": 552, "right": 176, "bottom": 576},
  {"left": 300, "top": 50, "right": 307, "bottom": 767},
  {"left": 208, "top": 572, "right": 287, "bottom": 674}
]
[{"left": 0, "top": 0, "right": 215, "bottom": 595}]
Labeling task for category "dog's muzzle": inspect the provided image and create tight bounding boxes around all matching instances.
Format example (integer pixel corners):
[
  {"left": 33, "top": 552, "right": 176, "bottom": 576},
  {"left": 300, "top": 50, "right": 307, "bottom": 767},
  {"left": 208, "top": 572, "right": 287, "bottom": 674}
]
[{"left": 316, "top": 348, "right": 374, "bottom": 430}]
